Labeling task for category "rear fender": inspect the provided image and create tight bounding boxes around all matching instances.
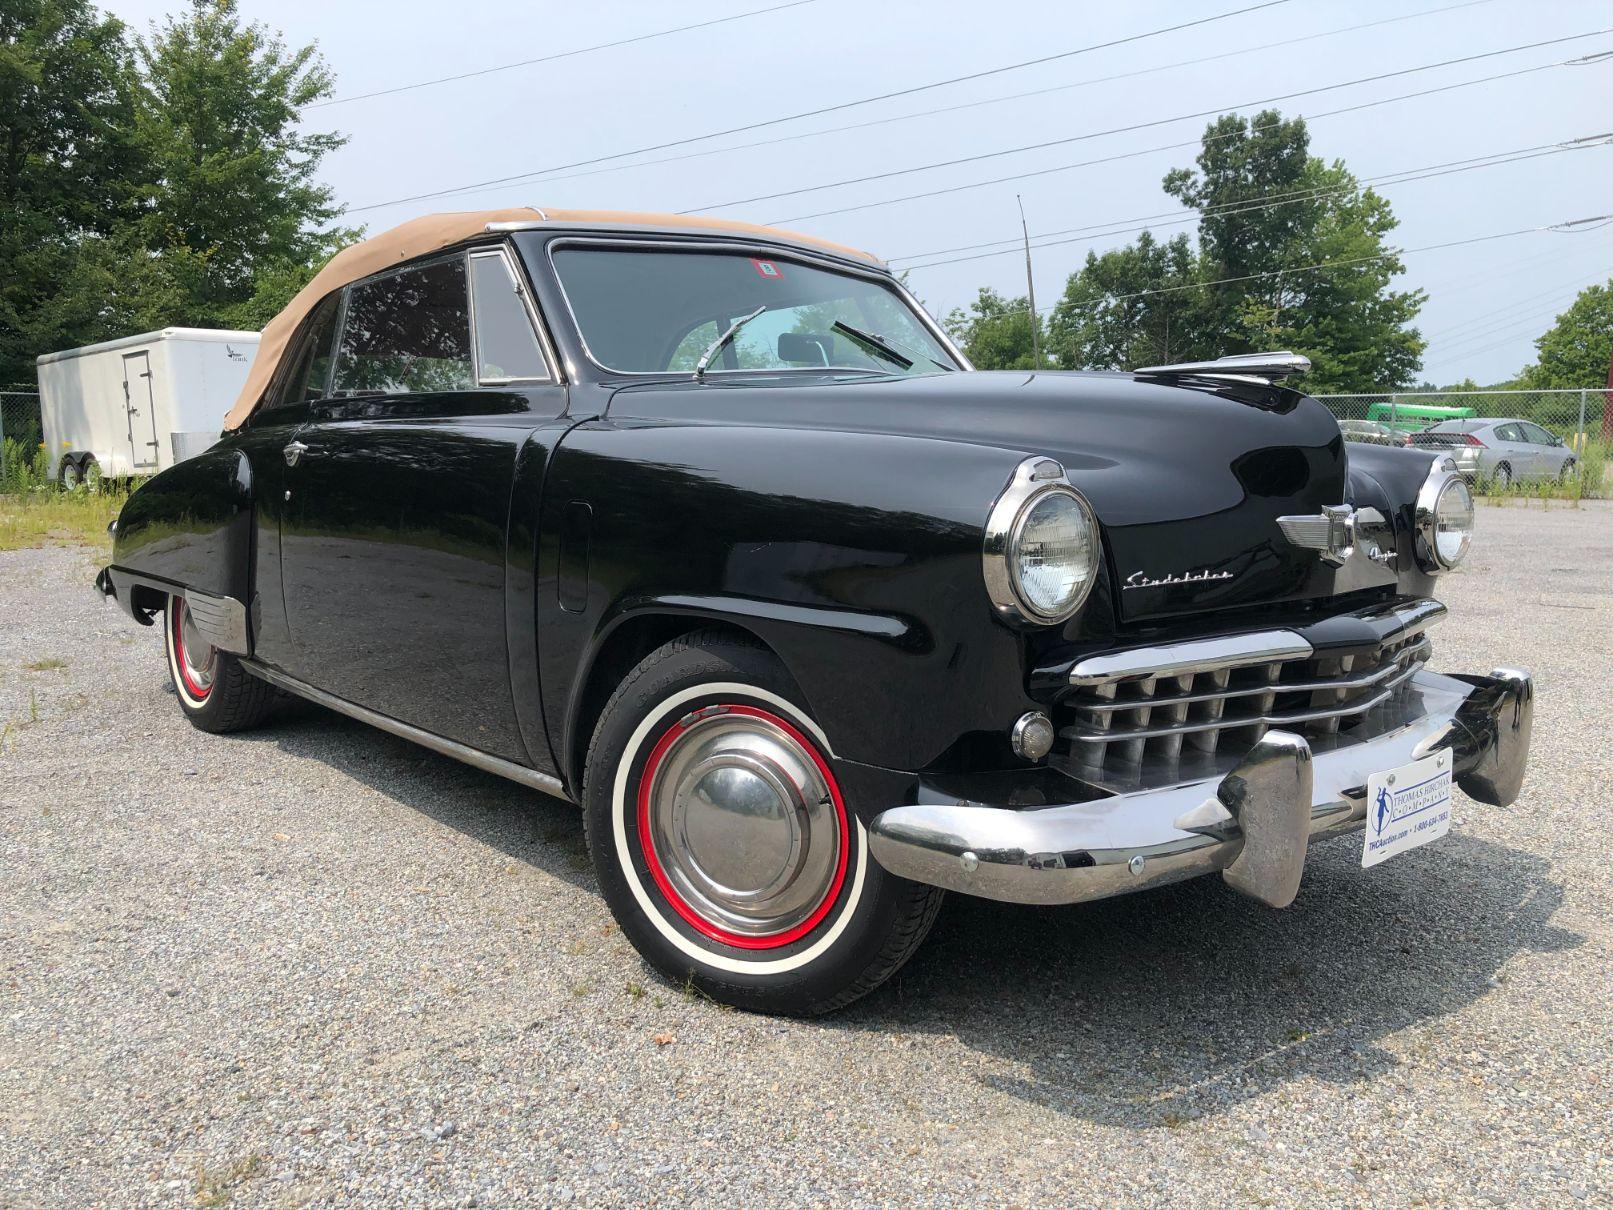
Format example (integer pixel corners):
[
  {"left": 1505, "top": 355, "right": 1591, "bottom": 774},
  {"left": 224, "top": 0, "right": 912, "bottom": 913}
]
[{"left": 105, "top": 443, "right": 254, "bottom": 631}]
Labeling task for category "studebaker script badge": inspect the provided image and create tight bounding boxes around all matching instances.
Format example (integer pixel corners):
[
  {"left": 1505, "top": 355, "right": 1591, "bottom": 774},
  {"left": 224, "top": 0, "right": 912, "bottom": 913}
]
[{"left": 1124, "top": 568, "right": 1236, "bottom": 590}]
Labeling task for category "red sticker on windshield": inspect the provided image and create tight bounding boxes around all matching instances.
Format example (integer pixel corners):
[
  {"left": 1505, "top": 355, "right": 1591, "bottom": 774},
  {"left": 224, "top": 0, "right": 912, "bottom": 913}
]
[{"left": 752, "top": 258, "right": 783, "bottom": 279}]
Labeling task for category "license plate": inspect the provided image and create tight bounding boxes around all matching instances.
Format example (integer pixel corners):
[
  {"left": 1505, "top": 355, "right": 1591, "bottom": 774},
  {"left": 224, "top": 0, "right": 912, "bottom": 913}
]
[{"left": 1362, "top": 749, "right": 1454, "bottom": 869}]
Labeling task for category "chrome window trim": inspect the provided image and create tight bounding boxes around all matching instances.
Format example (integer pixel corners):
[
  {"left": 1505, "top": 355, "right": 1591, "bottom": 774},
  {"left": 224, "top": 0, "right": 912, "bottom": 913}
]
[
  {"left": 328, "top": 245, "right": 565, "bottom": 400},
  {"left": 982, "top": 456, "right": 1101, "bottom": 626},
  {"left": 467, "top": 245, "right": 556, "bottom": 386},
  {"left": 1413, "top": 456, "right": 1473, "bottom": 573},
  {"left": 543, "top": 236, "right": 970, "bottom": 379}
]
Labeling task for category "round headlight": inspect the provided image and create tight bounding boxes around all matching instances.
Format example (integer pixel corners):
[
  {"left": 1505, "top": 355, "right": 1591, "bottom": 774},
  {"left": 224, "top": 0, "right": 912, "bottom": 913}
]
[
  {"left": 1415, "top": 459, "right": 1475, "bottom": 573},
  {"left": 1432, "top": 476, "right": 1474, "bottom": 567},
  {"left": 1011, "top": 489, "right": 1098, "bottom": 619}
]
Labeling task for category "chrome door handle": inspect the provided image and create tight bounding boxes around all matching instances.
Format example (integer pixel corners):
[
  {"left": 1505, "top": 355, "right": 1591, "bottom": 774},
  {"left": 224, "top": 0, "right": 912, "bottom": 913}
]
[{"left": 283, "top": 440, "right": 311, "bottom": 467}]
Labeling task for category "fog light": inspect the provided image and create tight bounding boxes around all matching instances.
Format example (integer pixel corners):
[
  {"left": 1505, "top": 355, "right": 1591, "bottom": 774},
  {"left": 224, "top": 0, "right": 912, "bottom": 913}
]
[{"left": 1011, "top": 711, "right": 1055, "bottom": 761}]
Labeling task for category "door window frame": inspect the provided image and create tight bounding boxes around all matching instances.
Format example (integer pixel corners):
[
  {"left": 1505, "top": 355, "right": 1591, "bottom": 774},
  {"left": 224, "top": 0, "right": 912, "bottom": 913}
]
[
  {"left": 327, "top": 244, "right": 559, "bottom": 400},
  {"left": 466, "top": 244, "right": 558, "bottom": 386}
]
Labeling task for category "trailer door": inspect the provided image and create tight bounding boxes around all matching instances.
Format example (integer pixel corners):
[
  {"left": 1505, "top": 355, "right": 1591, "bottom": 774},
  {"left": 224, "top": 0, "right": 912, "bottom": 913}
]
[{"left": 121, "top": 351, "right": 161, "bottom": 471}]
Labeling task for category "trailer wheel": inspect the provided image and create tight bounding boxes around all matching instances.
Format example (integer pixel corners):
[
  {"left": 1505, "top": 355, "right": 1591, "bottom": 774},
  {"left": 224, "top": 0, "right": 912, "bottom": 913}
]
[
  {"left": 164, "top": 594, "right": 275, "bottom": 733},
  {"left": 58, "top": 456, "right": 82, "bottom": 490}
]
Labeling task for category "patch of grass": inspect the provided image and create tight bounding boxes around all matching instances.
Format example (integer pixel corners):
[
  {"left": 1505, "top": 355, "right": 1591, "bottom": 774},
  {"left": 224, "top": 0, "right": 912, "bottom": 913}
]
[
  {"left": 625, "top": 980, "right": 646, "bottom": 1000},
  {"left": 22, "top": 657, "right": 66, "bottom": 672},
  {"left": 0, "top": 489, "right": 121, "bottom": 553},
  {"left": 192, "top": 1153, "right": 266, "bottom": 1206}
]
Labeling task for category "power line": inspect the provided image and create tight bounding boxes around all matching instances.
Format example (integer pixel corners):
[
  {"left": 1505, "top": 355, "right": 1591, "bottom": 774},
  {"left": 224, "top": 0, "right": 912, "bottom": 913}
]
[
  {"left": 897, "top": 137, "right": 1611, "bottom": 272},
  {"left": 1421, "top": 265, "right": 1613, "bottom": 341},
  {"left": 310, "top": 1, "right": 821, "bottom": 108},
  {"left": 348, "top": 0, "right": 1497, "bottom": 212},
  {"left": 1034, "top": 216, "right": 1612, "bottom": 317},
  {"left": 680, "top": 29, "right": 1611, "bottom": 216},
  {"left": 889, "top": 133, "right": 1607, "bottom": 265},
  {"left": 769, "top": 51, "right": 1606, "bottom": 226},
  {"left": 345, "top": 0, "right": 1294, "bottom": 214},
  {"left": 1422, "top": 275, "right": 1611, "bottom": 359}
]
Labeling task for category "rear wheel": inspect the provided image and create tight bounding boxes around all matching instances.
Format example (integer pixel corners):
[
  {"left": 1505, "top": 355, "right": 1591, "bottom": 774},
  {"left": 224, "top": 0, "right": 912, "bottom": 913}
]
[
  {"left": 1491, "top": 462, "right": 1512, "bottom": 491},
  {"left": 164, "top": 594, "right": 274, "bottom": 733},
  {"left": 582, "top": 630, "right": 943, "bottom": 1015}
]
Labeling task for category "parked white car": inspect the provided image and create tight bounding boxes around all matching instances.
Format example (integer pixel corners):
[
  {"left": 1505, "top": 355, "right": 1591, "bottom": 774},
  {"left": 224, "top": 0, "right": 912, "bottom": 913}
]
[
  {"left": 1409, "top": 418, "right": 1576, "bottom": 487},
  {"left": 36, "top": 328, "right": 260, "bottom": 485}
]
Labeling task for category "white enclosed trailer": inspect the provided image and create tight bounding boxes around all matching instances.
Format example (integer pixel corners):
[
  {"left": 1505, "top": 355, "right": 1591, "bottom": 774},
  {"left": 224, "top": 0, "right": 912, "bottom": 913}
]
[{"left": 36, "top": 328, "right": 260, "bottom": 484}]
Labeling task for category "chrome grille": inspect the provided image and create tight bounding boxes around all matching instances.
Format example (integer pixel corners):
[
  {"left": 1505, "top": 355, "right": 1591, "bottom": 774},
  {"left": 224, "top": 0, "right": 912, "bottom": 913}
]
[{"left": 1059, "top": 632, "right": 1433, "bottom": 772}]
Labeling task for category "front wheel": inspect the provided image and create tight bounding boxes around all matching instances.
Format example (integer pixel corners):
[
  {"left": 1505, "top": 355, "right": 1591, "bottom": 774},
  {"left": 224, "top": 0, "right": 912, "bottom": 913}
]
[
  {"left": 164, "top": 594, "right": 275, "bottom": 733},
  {"left": 1559, "top": 458, "right": 1577, "bottom": 484},
  {"left": 582, "top": 630, "right": 943, "bottom": 1015},
  {"left": 58, "top": 456, "right": 81, "bottom": 490}
]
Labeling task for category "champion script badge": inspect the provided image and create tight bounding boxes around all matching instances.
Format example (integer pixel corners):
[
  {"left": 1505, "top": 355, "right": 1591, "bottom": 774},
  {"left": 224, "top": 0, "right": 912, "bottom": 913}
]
[{"left": 1123, "top": 568, "right": 1235, "bottom": 591}]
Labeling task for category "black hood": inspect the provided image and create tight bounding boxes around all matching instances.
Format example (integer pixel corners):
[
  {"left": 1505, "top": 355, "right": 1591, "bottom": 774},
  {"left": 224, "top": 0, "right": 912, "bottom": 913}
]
[{"left": 606, "top": 369, "right": 1403, "bottom": 623}]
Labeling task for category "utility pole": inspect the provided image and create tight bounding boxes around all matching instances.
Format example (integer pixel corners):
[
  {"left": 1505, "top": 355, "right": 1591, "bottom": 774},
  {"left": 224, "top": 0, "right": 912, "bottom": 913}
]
[
  {"left": 1603, "top": 334, "right": 1613, "bottom": 445},
  {"left": 1018, "top": 195, "right": 1041, "bottom": 369}
]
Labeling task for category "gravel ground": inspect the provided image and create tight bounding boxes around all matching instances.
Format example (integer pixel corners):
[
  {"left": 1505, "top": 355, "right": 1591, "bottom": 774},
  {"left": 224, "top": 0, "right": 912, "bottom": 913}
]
[{"left": 2, "top": 501, "right": 1610, "bottom": 1208}]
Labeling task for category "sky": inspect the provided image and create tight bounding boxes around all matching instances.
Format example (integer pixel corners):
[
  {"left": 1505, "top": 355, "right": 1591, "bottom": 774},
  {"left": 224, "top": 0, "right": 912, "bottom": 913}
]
[{"left": 103, "top": 0, "right": 1613, "bottom": 387}]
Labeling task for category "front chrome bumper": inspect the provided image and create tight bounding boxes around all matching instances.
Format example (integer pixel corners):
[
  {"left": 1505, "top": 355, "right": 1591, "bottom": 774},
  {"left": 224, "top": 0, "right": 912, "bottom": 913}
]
[{"left": 867, "top": 667, "right": 1533, "bottom": 908}]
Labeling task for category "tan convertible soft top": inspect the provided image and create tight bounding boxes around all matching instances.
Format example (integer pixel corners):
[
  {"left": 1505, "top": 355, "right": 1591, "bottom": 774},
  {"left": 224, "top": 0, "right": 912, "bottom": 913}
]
[{"left": 221, "top": 207, "right": 881, "bottom": 431}]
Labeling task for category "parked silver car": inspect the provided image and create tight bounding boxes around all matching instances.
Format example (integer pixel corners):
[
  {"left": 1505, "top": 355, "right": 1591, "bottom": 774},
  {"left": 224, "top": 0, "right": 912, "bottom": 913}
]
[{"left": 1409, "top": 419, "right": 1576, "bottom": 486}]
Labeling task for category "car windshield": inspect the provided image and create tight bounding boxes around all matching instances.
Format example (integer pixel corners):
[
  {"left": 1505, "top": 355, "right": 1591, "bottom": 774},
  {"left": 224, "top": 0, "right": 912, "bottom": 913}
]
[{"left": 550, "top": 245, "right": 957, "bottom": 376}]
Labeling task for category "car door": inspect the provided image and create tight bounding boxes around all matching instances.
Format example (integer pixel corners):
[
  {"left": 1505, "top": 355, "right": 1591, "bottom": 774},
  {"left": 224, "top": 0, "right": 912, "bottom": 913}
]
[
  {"left": 1518, "top": 422, "right": 1559, "bottom": 476},
  {"left": 276, "top": 247, "right": 566, "bottom": 763},
  {"left": 1490, "top": 423, "right": 1526, "bottom": 477}
]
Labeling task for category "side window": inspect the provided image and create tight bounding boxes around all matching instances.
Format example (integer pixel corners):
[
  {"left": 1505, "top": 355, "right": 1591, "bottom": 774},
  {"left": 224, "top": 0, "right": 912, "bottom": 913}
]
[
  {"left": 469, "top": 251, "right": 549, "bottom": 382},
  {"left": 272, "top": 294, "right": 341, "bottom": 408},
  {"left": 1495, "top": 423, "right": 1522, "bottom": 442},
  {"left": 1521, "top": 422, "right": 1551, "bottom": 444},
  {"left": 332, "top": 258, "right": 474, "bottom": 395}
]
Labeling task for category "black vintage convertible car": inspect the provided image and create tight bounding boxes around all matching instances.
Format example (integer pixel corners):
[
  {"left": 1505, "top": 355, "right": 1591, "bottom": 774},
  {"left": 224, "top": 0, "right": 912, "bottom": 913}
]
[{"left": 97, "top": 208, "right": 1533, "bottom": 1014}]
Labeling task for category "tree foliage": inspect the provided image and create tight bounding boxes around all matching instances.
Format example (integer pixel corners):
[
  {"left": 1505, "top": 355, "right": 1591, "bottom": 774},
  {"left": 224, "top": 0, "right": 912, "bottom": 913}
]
[
  {"left": 1, "top": 0, "right": 350, "bottom": 385},
  {"left": 943, "top": 287, "right": 1043, "bottom": 370},
  {"left": 1045, "top": 111, "right": 1426, "bottom": 392},
  {"left": 1517, "top": 280, "right": 1613, "bottom": 390}
]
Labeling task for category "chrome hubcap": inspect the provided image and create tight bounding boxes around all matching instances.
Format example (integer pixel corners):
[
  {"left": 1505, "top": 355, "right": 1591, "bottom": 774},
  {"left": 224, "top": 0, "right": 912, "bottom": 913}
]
[
  {"left": 644, "top": 708, "right": 841, "bottom": 938},
  {"left": 177, "top": 601, "right": 216, "bottom": 692}
]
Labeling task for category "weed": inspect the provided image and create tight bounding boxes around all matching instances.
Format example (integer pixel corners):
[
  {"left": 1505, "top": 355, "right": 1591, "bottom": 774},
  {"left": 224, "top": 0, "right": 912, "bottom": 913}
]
[
  {"left": 626, "top": 980, "right": 646, "bottom": 1000},
  {"left": 0, "top": 487, "right": 122, "bottom": 552},
  {"left": 192, "top": 1152, "right": 265, "bottom": 1206},
  {"left": 22, "top": 657, "right": 65, "bottom": 672},
  {"left": 569, "top": 980, "right": 593, "bottom": 997}
]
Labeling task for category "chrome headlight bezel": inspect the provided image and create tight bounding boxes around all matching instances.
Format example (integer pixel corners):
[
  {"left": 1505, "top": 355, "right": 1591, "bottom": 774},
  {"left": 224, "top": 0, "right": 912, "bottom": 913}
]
[
  {"left": 983, "top": 457, "right": 1101, "bottom": 625},
  {"left": 1414, "top": 456, "right": 1475, "bottom": 573}
]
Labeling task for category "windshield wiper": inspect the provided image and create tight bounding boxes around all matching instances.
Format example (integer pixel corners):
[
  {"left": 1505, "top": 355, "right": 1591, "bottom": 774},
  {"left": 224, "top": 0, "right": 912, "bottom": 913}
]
[
  {"left": 832, "top": 321, "right": 952, "bottom": 372},
  {"left": 694, "top": 306, "right": 767, "bottom": 380}
]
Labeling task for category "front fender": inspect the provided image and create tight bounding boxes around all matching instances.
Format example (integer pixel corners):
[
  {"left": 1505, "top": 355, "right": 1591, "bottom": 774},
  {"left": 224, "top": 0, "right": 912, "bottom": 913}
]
[{"left": 542, "top": 422, "right": 1040, "bottom": 776}]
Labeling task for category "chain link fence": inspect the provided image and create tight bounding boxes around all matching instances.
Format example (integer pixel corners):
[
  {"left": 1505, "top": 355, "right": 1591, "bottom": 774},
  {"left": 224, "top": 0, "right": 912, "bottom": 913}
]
[
  {"left": 2, "top": 391, "right": 47, "bottom": 493},
  {"left": 1310, "top": 388, "right": 1609, "bottom": 500}
]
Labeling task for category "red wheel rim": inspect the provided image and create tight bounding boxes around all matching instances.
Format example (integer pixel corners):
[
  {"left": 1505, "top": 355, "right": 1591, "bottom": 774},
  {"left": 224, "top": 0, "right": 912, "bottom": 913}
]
[
  {"left": 171, "top": 600, "right": 214, "bottom": 700},
  {"left": 636, "top": 704, "right": 849, "bottom": 950}
]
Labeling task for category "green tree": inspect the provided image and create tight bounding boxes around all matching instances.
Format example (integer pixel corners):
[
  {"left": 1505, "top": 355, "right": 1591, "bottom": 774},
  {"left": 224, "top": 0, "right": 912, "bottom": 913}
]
[
  {"left": 130, "top": 0, "right": 354, "bottom": 328},
  {"left": 1047, "top": 111, "right": 1426, "bottom": 392},
  {"left": 0, "top": 0, "right": 144, "bottom": 384},
  {"left": 943, "top": 287, "right": 1043, "bottom": 370},
  {"left": 1046, "top": 230, "right": 1206, "bottom": 370},
  {"left": 1518, "top": 280, "right": 1613, "bottom": 389}
]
